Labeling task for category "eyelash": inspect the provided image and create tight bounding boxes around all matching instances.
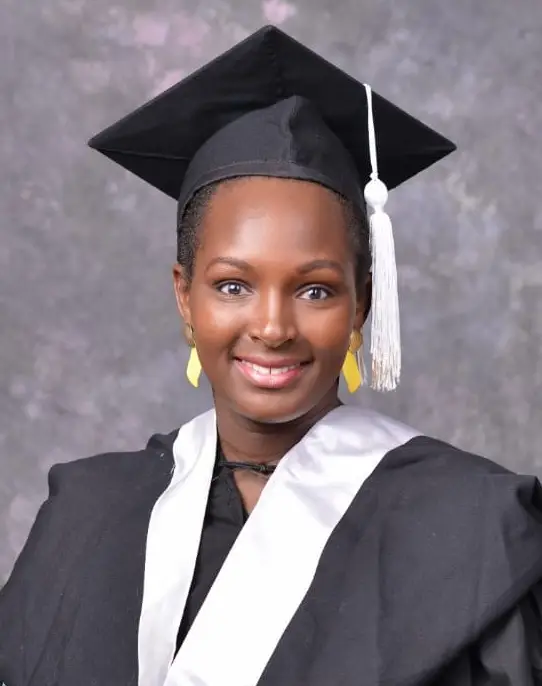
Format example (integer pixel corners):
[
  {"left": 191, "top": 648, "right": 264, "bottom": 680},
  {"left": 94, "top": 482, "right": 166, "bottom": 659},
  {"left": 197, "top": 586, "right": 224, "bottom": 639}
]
[
  {"left": 299, "top": 285, "right": 333, "bottom": 301},
  {"left": 216, "top": 281, "right": 251, "bottom": 297},
  {"left": 215, "top": 281, "right": 334, "bottom": 301}
]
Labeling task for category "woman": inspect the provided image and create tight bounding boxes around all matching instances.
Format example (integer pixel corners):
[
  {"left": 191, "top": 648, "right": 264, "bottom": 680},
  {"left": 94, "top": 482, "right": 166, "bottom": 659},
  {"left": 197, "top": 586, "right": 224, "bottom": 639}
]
[{"left": 1, "top": 25, "right": 541, "bottom": 686}]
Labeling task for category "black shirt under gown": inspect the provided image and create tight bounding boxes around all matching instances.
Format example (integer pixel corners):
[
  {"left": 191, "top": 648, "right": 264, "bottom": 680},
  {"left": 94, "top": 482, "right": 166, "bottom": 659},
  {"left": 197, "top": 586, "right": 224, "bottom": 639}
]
[{"left": 175, "top": 460, "right": 247, "bottom": 653}]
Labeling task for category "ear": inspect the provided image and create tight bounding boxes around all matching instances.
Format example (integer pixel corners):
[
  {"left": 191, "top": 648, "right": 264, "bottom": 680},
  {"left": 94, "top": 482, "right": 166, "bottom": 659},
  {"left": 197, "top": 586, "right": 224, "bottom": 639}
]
[
  {"left": 354, "top": 272, "right": 372, "bottom": 330},
  {"left": 172, "top": 263, "right": 192, "bottom": 325}
]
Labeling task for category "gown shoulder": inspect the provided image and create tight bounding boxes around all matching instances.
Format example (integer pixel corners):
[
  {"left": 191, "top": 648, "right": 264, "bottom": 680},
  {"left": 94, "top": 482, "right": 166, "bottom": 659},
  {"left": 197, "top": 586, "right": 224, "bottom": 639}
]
[
  {"left": 0, "top": 430, "right": 176, "bottom": 686},
  {"left": 386, "top": 433, "right": 519, "bottom": 476},
  {"left": 367, "top": 432, "right": 542, "bottom": 684}
]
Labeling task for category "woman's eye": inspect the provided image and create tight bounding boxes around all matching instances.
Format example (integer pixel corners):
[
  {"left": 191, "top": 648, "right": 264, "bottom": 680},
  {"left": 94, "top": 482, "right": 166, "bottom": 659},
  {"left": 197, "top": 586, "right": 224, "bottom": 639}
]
[
  {"left": 217, "top": 282, "right": 249, "bottom": 297},
  {"left": 299, "top": 286, "right": 332, "bottom": 301}
]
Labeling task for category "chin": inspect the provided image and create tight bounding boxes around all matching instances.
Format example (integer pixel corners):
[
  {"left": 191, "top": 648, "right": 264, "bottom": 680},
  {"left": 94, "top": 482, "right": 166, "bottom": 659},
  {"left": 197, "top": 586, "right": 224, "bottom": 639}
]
[
  {"left": 232, "top": 393, "right": 313, "bottom": 424},
  {"left": 233, "top": 393, "right": 315, "bottom": 425}
]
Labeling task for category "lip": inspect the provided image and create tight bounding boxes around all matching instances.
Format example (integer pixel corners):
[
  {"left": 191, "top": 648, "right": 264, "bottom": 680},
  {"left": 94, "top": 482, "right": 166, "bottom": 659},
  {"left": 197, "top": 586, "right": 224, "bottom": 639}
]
[{"left": 233, "top": 357, "right": 310, "bottom": 390}]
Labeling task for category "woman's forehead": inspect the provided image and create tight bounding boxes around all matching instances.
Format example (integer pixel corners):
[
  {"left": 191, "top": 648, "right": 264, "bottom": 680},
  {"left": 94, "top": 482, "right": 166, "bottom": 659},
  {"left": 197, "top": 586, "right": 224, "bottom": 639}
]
[{"left": 199, "top": 177, "right": 351, "bottom": 257}]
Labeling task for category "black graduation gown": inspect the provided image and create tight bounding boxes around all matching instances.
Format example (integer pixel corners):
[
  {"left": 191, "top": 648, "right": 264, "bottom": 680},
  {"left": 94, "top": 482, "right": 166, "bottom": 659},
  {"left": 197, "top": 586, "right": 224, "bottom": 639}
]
[{"left": 1, "top": 429, "right": 542, "bottom": 686}]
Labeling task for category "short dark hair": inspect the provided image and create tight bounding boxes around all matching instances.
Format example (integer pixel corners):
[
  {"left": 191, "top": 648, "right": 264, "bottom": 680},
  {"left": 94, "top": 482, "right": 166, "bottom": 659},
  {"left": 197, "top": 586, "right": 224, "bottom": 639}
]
[{"left": 177, "top": 178, "right": 371, "bottom": 287}]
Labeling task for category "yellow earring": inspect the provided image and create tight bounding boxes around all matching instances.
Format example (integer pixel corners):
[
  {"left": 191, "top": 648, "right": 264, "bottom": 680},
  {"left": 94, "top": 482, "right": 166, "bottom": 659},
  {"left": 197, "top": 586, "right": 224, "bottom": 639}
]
[
  {"left": 342, "top": 330, "right": 364, "bottom": 393},
  {"left": 184, "top": 324, "right": 202, "bottom": 388}
]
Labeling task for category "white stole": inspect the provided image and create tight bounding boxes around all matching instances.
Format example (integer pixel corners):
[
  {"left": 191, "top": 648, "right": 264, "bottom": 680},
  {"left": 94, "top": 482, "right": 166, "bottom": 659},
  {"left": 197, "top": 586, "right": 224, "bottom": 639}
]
[{"left": 137, "top": 405, "right": 419, "bottom": 686}]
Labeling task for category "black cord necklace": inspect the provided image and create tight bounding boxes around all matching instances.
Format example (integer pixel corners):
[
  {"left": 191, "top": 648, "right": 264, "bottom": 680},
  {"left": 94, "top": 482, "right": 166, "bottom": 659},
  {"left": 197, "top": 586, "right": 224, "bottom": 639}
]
[
  {"left": 216, "top": 459, "right": 277, "bottom": 476},
  {"left": 216, "top": 443, "right": 277, "bottom": 476}
]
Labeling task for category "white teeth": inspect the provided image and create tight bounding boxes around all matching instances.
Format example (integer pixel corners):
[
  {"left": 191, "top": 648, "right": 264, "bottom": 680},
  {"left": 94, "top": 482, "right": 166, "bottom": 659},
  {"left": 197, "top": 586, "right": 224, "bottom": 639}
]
[{"left": 245, "top": 362, "right": 299, "bottom": 375}]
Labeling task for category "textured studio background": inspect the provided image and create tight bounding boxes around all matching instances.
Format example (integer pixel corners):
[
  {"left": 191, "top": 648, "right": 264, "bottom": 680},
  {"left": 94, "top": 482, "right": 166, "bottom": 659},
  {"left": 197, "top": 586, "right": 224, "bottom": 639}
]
[{"left": 1, "top": 1, "right": 541, "bottom": 582}]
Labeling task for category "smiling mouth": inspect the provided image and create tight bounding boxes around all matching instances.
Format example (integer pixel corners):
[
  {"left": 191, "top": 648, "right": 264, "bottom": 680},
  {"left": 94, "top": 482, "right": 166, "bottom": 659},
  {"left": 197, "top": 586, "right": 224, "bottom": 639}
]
[
  {"left": 233, "top": 358, "right": 310, "bottom": 389},
  {"left": 242, "top": 361, "right": 302, "bottom": 375}
]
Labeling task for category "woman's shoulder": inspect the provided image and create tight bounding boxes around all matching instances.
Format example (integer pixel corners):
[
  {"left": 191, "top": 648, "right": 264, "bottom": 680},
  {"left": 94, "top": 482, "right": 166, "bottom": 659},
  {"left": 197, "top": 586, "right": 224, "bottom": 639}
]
[
  {"left": 371, "top": 425, "right": 542, "bottom": 555},
  {"left": 6, "top": 428, "right": 178, "bottom": 568},
  {"left": 47, "top": 428, "right": 177, "bottom": 504},
  {"left": 338, "top": 406, "right": 522, "bottom": 479},
  {"left": 0, "top": 430, "right": 177, "bottom": 684},
  {"left": 385, "top": 431, "right": 524, "bottom": 478}
]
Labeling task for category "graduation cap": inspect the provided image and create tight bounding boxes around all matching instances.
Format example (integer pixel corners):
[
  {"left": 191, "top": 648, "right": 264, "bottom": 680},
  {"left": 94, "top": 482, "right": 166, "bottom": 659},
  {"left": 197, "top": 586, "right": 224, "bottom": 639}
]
[{"left": 88, "top": 25, "right": 456, "bottom": 391}]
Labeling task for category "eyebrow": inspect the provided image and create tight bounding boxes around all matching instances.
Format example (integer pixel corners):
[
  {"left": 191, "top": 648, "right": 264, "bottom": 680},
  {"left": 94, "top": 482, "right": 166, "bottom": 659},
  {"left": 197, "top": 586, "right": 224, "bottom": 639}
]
[
  {"left": 205, "top": 256, "right": 345, "bottom": 276},
  {"left": 205, "top": 257, "right": 252, "bottom": 273},
  {"left": 297, "top": 259, "right": 345, "bottom": 276}
]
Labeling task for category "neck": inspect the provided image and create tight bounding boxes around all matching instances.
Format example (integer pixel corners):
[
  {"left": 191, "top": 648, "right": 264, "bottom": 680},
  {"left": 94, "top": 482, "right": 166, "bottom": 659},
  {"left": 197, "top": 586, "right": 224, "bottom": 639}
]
[{"left": 215, "top": 391, "right": 341, "bottom": 466}]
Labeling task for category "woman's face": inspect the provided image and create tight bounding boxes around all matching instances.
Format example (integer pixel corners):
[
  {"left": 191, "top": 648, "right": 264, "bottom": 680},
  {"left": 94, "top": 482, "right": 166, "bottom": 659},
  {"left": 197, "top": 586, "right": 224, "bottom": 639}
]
[{"left": 174, "top": 177, "right": 369, "bottom": 424}]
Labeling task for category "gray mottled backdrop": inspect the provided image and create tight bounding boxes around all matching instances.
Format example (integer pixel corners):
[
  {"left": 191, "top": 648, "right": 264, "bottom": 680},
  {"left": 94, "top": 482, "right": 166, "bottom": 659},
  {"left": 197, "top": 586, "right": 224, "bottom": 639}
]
[{"left": 1, "top": 0, "right": 541, "bottom": 583}]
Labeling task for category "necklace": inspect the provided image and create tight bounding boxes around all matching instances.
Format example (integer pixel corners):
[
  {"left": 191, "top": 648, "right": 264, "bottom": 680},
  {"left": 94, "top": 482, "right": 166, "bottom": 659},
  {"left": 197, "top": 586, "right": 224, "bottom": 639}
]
[{"left": 216, "top": 443, "right": 277, "bottom": 476}]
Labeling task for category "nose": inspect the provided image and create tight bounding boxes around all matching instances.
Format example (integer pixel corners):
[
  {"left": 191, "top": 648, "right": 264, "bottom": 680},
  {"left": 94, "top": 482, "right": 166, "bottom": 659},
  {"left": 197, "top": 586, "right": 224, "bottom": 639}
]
[{"left": 248, "top": 290, "right": 297, "bottom": 348}]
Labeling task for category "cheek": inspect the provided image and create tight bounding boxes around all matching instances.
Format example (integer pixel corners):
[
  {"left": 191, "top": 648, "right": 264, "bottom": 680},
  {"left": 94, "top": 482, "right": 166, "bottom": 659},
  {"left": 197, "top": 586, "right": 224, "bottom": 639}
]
[
  {"left": 296, "top": 305, "right": 353, "bottom": 355},
  {"left": 190, "top": 293, "right": 242, "bottom": 351}
]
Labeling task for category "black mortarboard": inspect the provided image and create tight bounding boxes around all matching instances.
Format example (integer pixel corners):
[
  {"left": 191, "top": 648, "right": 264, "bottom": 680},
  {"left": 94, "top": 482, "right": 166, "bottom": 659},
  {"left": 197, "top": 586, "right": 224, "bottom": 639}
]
[{"left": 88, "top": 25, "right": 456, "bottom": 391}]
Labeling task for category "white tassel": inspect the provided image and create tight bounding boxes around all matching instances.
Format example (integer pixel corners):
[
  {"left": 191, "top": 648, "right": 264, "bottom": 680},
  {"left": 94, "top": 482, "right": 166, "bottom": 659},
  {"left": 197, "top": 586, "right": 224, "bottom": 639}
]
[
  {"left": 365, "top": 179, "right": 401, "bottom": 391},
  {"left": 363, "top": 83, "right": 401, "bottom": 391}
]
